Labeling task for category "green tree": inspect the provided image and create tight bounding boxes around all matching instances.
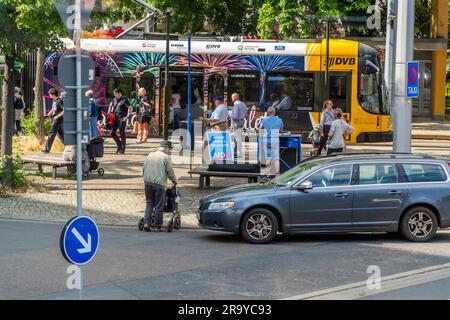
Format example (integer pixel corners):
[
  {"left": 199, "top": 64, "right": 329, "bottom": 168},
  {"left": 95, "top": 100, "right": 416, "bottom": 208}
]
[
  {"left": 257, "top": 0, "right": 432, "bottom": 40},
  {"left": 0, "top": 1, "right": 43, "bottom": 186},
  {"left": 14, "top": 0, "right": 66, "bottom": 144}
]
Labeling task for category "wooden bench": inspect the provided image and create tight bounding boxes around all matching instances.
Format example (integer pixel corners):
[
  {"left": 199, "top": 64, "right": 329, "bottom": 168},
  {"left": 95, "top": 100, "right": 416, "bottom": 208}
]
[
  {"left": 21, "top": 154, "right": 75, "bottom": 179},
  {"left": 188, "top": 167, "right": 263, "bottom": 189}
]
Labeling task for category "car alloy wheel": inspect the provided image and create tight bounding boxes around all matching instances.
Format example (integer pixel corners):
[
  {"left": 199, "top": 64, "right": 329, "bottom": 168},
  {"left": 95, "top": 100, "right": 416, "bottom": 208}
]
[
  {"left": 401, "top": 206, "right": 438, "bottom": 242},
  {"left": 241, "top": 208, "right": 278, "bottom": 244},
  {"left": 408, "top": 211, "right": 433, "bottom": 238},
  {"left": 246, "top": 214, "right": 272, "bottom": 241}
]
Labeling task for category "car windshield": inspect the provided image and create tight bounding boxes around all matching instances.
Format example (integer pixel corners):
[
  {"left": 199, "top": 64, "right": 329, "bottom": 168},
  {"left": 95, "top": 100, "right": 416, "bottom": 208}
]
[{"left": 270, "top": 157, "right": 332, "bottom": 186}]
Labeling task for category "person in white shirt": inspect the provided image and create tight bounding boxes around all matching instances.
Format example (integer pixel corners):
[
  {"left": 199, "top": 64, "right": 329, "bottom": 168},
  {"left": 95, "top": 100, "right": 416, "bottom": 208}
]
[
  {"left": 205, "top": 96, "right": 229, "bottom": 131},
  {"left": 327, "top": 108, "right": 354, "bottom": 155},
  {"left": 230, "top": 93, "right": 247, "bottom": 157}
]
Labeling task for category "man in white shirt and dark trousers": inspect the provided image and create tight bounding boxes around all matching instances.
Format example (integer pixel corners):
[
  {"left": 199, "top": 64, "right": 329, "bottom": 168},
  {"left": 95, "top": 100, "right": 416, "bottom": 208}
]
[
  {"left": 327, "top": 108, "right": 354, "bottom": 155},
  {"left": 230, "top": 93, "right": 247, "bottom": 158}
]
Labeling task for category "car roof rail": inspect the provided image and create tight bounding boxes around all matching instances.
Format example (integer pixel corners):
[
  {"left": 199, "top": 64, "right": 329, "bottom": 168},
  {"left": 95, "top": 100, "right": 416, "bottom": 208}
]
[{"left": 319, "top": 152, "right": 435, "bottom": 160}]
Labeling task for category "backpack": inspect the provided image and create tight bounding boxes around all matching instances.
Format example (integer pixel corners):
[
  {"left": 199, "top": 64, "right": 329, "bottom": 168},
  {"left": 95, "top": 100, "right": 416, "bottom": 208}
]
[
  {"left": 14, "top": 97, "right": 24, "bottom": 110},
  {"left": 105, "top": 113, "right": 116, "bottom": 130}
]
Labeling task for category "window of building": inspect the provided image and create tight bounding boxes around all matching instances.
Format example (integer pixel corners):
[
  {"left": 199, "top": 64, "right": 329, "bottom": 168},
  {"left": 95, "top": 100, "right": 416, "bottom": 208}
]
[
  {"left": 227, "top": 72, "right": 260, "bottom": 108},
  {"left": 265, "top": 73, "right": 314, "bottom": 112}
]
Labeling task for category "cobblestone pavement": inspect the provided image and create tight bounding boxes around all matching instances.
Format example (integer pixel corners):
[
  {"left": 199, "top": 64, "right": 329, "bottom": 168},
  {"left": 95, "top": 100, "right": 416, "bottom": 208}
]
[{"left": 1, "top": 138, "right": 249, "bottom": 228}]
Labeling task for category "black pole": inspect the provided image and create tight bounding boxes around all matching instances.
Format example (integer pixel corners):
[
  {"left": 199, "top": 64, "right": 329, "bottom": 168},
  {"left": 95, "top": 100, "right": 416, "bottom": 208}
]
[{"left": 164, "top": 8, "right": 172, "bottom": 140}]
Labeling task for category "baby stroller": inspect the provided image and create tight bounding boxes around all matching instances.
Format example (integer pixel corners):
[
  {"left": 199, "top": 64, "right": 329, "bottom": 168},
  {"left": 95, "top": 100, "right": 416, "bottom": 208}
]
[
  {"left": 138, "top": 186, "right": 181, "bottom": 232},
  {"left": 84, "top": 136, "right": 105, "bottom": 177}
]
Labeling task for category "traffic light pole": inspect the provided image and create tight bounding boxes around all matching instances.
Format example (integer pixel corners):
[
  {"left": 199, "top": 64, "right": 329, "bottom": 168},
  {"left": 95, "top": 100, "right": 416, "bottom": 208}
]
[
  {"left": 75, "top": 0, "right": 84, "bottom": 300},
  {"left": 392, "top": 0, "right": 415, "bottom": 153}
]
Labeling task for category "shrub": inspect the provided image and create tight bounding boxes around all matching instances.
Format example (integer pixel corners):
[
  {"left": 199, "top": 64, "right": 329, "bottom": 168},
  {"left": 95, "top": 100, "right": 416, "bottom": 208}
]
[
  {"left": 22, "top": 109, "right": 52, "bottom": 136},
  {"left": 0, "top": 154, "right": 28, "bottom": 191}
]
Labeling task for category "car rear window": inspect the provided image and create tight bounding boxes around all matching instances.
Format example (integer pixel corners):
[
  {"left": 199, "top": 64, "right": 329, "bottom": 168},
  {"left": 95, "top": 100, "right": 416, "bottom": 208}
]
[
  {"left": 359, "top": 164, "right": 399, "bottom": 185},
  {"left": 401, "top": 164, "right": 447, "bottom": 183}
]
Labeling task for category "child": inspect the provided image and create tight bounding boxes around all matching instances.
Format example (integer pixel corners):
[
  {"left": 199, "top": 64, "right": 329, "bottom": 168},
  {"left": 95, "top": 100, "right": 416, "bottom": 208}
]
[{"left": 308, "top": 125, "right": 322, "bottom": 156}]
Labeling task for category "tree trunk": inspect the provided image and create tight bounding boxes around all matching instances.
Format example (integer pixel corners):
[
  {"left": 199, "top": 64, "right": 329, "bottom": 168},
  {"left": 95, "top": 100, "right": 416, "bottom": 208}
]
[
  {"left": 1, "top": 55, "right": 16, "bottom": 187},
  {"left": 34, "top": 47, "right": 45, "bottom": 144}
]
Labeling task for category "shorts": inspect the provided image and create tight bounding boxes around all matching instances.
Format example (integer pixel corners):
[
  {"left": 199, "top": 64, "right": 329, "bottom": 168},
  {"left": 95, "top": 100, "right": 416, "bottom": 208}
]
[
  {"left": 313, "top": 142, "right": 321, "bottom": 148},
  {"left": 265, "top": 143, "right": 280, "bottom": 161}
]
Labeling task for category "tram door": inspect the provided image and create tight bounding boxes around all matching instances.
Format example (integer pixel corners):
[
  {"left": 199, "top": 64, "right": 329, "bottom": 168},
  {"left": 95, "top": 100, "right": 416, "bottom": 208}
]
[
  {"left": 328, "top": 72, "right": 352, "bottom": 140},
  {"left": 161, "top": 70, "right": 205, "bottom": 126}
]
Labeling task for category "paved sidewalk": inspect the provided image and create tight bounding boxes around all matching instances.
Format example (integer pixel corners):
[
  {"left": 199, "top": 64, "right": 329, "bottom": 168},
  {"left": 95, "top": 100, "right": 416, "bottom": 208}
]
[
  {"left": 3, "top": 124, "right": 449, "bottom": 228},
  {"left": 1, "top": 138, "right": 248, "bottom": 228},
  {"left": 412, "top": 121, "right": 450, "bottom": 140}
]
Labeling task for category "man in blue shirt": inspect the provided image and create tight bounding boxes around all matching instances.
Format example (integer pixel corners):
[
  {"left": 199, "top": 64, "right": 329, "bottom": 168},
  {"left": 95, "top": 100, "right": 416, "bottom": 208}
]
[{"left": 259, "top": 107, "right": 284, "bottom": 175}]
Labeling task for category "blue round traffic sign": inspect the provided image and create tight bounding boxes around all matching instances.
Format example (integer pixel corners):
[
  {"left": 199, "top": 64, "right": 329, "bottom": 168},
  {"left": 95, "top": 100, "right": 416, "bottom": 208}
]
[{"left": 60, "top": 216, "right": 99, "bottom": 265}]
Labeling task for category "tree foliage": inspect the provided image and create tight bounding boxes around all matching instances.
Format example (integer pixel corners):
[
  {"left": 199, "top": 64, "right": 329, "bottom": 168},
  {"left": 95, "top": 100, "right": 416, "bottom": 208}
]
[
  {"left": 257, "top": 0, "right": 432, "bottom": 40},
  {"left": 90, "top": 0, "right": 265, "bottom": 35}
]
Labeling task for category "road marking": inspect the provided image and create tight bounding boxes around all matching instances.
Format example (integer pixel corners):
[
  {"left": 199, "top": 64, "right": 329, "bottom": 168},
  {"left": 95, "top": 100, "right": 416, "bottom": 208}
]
[{"left": 281, "top": 262, "right": 450, "bottom": 300}]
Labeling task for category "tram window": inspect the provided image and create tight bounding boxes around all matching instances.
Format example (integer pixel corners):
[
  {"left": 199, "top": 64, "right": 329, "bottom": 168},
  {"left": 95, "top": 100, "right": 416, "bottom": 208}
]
[
  {"left": 208, "top": 74, "right": 224, "bottom": 109},
  {"left": 106, "top": 77, "right": 134, "bottom": 99},
  {"left": 265, "top": 73, "right": 314, "bottom": 111},
  {"left": 227, "top": 72, "right": 260, "bottom": 108},
  {"left": 329, "top": 76, "right": 348, "bottom": 112},
  {"left": 359, "top": 73, "right": 381, "bottom": 114},
  {"left": 140, "top": 76, "right": 155, "bottom": 102}
]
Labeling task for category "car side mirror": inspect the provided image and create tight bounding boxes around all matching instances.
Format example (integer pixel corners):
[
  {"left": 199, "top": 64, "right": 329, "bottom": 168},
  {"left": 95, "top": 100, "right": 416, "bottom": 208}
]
[{"left": 296, "top": 181, "right": 313, "bottom": 191}]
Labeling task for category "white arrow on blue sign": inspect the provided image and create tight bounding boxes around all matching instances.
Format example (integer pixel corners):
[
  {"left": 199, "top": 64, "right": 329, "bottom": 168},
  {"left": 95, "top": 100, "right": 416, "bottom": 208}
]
[{"left": 60, "top": 216, "right": 99, "bottom": 265}]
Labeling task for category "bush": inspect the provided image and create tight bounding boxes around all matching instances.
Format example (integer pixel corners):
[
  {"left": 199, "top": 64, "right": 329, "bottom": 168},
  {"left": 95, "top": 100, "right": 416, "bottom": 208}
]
[
  {"left": 0, "top": 154, "right": 28, "bottom": 191},
  {"left": 22, "top": 109, "right": 52, "bottom": 136}
]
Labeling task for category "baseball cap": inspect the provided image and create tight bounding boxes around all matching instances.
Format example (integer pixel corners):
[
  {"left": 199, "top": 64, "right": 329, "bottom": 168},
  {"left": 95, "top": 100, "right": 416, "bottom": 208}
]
[
  {"left": 160, "top": 140, "right": 173, "bottom": 149},
  {"left": 213, "top": 96, "right": 223, "bottom": 102}
]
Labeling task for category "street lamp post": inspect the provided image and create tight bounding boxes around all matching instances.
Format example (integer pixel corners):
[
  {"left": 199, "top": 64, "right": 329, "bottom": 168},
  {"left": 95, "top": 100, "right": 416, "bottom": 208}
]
[{"left": 164, "top": 7, "right": 174, "bottom": 140}]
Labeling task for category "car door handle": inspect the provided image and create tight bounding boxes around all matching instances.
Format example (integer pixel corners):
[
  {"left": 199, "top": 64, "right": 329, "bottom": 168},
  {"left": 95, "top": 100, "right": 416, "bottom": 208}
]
[
  {"left": 334, "top": 192, "right": 349, "bottom": 198},
  {"left": 389, "top": 191, "right": 403, "bottom": 196}
]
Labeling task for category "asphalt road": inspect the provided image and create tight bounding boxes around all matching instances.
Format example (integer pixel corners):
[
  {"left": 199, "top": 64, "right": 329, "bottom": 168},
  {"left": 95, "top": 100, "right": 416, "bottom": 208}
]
[{"left": 0, "top": 219, "right": 449, "bottom": 300}]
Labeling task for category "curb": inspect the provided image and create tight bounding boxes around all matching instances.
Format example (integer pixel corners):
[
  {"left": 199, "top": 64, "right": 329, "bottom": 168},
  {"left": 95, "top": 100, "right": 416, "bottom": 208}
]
[
  {"left": 412, "top": 134, "right": 450, "bottom": 141},
  {"left": 0, "top": 215, "right": 200, "bottom": 229},
  {"left": 281, "top": 262, "right": 450, "bottom": 300}
]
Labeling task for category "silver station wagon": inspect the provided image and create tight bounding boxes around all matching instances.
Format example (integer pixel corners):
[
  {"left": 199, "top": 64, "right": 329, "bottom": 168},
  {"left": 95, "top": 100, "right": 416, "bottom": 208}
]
[{"left": 197, "top": 154, "right": 450, "bottom": 244}]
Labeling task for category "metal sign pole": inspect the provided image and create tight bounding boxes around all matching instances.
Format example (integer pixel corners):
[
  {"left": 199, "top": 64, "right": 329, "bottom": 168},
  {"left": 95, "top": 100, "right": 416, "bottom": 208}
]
[
  {"left": 74, "top": 0, "right": 83, "bottom": 300},
  {"left": 188, "top": 35, "right": 192, "bottom": 175},
  {"left": 393, "top": 0, "right": 414, "bottom": 153}
]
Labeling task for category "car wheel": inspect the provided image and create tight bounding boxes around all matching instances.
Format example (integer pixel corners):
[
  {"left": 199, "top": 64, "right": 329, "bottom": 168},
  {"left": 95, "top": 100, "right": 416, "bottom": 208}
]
[
  {"left": 240, "top": 208, "right": 278, "bottom": 244},
  {"left": 400, "top": 207, "right": 438, "bottom": 242}
]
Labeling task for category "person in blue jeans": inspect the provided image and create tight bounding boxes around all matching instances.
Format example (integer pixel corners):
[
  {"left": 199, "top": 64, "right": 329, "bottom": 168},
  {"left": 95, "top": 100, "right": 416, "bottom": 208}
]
[
  {"left": 171, "top": 86, "right": 182, "bottom": 130},
  {"left": 85, "top": 90, "right": 100, "bottom": 140},
  {"left": 259, "top": 107, "right": 284, "bottom": 176}
]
